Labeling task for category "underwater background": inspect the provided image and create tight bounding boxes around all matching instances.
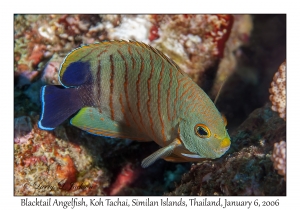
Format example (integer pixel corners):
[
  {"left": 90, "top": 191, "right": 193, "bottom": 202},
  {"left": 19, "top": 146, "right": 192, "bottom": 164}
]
[{"left": 14, "top": 14, "right": 286, "bottom": 195}]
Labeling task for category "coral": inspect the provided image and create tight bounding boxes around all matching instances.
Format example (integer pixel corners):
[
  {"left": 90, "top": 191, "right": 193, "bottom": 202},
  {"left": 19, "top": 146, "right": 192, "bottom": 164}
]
[
  {"left": 108, "top": 163, "right": 139, "bottom": 195},
  {"left": 14, "top": 14, "right": 286, "bottom": 196},
  {"left": 148, "top": 24, "right": 159, "bottom": 42},
  {"left": 107, "top": 15, "right": 151, "bottom": 43},
  {"left": 41, "top": 53, "right": 64, "bottom": 85},
  {"left": 14, "top": 15, "right": 106, "bottom": 74},
  {"left": 271, "top": 141, "right": 286, "bottom": 180},
  {"left": 14, "top": 15, "right": 46, "bottom": 71},
  {"left": 14, "top": 116, "right": 33, "bottom": 144},
  {"left": 210, "top": 14, "right": 253, "bottom": 97},
  {"left": 14, "top": 116, "right": 110, "bottom": 195},
  {"left": 56, "top": 155, "right": 78, "bottom": 190},
  {"left": 150, "top": 15, "right": 234, "bottom": 82},
  {"left": 16, "top": 70, "right": 39, "bottom": 88},
  {"left": 103, "top": 14, "right": 244, "bottom": 85},
  {"left": 269, "top": 61, "right": 286, "bottom": 120},
  {"left": 166, "top": 104, "right": 286, "bottom": 196}
]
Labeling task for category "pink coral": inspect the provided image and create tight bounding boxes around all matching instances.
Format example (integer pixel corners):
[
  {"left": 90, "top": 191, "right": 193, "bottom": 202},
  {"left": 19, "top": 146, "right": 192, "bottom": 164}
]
[
  {"left": 41, "top": 54, "right": 64, "bottom": 85},
  {"left": 271, "top": 141, "right": 286, "bottom": 180},
  {"left": 269, "top": 61, "right": 286, "bottom": 120},
  {"left": 108, "top": 163, "right": 139, "bottom": 195}
]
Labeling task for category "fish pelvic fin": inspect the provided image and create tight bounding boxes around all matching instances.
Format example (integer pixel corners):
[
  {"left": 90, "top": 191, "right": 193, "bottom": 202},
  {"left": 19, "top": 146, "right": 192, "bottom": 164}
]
[
  {"left": 163, "top": 153, "right": 190, "bottom": 162},
  {"left": 141, "top": 139, "right": 181, "bottom": 168},
  {"left": 38, "top": 85, "right": 82, "bottom": 130}
]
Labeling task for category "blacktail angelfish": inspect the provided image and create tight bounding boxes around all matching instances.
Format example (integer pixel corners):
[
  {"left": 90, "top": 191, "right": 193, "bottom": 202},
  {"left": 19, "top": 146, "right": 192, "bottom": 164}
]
[{"left": 38, "top": 40, "right": 231, "bottom": 168}]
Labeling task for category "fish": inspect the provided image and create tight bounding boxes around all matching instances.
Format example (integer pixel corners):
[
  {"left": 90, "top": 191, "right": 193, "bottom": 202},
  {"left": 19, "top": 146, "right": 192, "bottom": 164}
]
[{"left": 38, "top": 40, "right": 231, "bottom": 168}]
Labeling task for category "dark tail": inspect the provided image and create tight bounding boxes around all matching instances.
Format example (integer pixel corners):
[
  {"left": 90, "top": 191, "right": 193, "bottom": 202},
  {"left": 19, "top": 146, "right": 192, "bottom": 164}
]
[{"left": 38, "top": 85, "right": 82, "bottom": 130}]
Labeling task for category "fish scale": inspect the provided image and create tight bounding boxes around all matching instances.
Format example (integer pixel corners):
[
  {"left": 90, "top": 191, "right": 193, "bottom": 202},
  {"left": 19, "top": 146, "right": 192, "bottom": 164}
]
[
  {"left": 38, "top": 40, "right": 231, "bottom": 167},
  {"left": 95, "top": 43, "right": 168, "bottom": 142}
]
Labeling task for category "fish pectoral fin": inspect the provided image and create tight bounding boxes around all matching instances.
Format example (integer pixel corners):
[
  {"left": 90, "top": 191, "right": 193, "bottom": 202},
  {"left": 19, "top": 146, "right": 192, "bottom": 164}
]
[
  {"left": 141, "top": 139, "right": 181, "bottom": 168},
  {"left": 70, "top": 107, "right": 148, "bottom": 141}
]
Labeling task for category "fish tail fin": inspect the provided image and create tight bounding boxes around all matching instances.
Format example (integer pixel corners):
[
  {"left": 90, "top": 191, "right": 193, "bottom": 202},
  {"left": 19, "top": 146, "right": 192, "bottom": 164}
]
[{"left": 38, "top": 85, "right": 82, "bottom": 130}]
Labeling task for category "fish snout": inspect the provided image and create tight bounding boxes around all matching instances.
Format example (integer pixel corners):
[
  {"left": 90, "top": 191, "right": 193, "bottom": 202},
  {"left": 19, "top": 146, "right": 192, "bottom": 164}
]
[{"left": 219, "top": 137, "right": 230, "bottom": 153}]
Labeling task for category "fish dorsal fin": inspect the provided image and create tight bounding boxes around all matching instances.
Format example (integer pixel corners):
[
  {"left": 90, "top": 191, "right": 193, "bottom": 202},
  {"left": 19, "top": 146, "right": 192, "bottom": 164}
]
[
  {"left": 128, "top": 40, "right": 184, "bottom": 73},
  {"left": 59, "top": 40, "right": 186, "bottom": 87},
  {"left": 59, "top": 40, "right": 116, "bottom": 86},
  {"left": 214, "top": 76, "right": 228, "bottom": 105},
  {"left": 59, "top": 61, "right": 91, "bottom": 87},
  {"left": 70, "top": 107, "right": 149, "bottom": 141}
]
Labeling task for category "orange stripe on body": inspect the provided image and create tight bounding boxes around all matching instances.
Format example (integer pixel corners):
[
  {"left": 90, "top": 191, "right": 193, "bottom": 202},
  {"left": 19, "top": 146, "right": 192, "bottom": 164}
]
[
  {"left": 183, "top": 93, "right": 195, "bottom": 116},
  {"left": 117, "top": 49, "right": 143, "bottom": 133},
  {"left": 95, "top": 48, "right": 109, "bottom": 113},
  {"left": 97, "top": 49, "right": 108, "bottom": 58},
  {"left": 178, "top": 81, "right": 192, "bottom": 110},
  {"left": 158, "top": 61, "right": 167, "bottom": 144},
  {"left": 96, "top": 60, "right": 102, "bottom": 113},
  {"left": 172, "top": 71, "right": 185, "bottom": 121},
  {"left": 135, "top": 50, "right": 146, "bottom": 131},
  {"left": 179, "top": 81, "right": 190, "bottom": 100},
  {"left": 119, "top": 93, "right": 130, "bottom": 126},
  {"left": 127, "top": 45, "right": 136, "bottom": 72},
  {"left": 109, "top": 55, "right": 115, "bottom": 121},
  {"left": 187, "top": 86, "right": 202, "bottom": 114},
  {"left": 147, "top": 53, "right": 156, "bottom": 139},
  {"left": 167, "top": 68, "right": 173, "bottom": 121}
]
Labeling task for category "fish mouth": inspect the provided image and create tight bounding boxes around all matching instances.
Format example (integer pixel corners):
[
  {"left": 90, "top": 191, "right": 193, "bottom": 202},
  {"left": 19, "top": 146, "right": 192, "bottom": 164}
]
[
  {"left": 220, "top": 137, "right": 231, "bottom": 148},
  {"left": 181, "top": 153, "right": 202, "bottom": 159},
  {"left": 219, "top": 146, "right": 230, "bottom": 154}
]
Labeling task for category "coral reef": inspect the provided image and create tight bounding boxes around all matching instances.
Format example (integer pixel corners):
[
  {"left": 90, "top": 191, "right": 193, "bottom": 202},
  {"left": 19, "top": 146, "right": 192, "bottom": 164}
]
[
  {"left": 14, "top": 116, "right": 33, "bottom": 144},
  {"left": 41, "top": 53, "right": 65, "bottom": 85},
  {"left": 150, "top": 15, "right": 235, "bottom": 83},
  {"left": 107, "top": 163, "right": 139, "bottom": 196},
  {"left": 269, "top": 61, "right": 286, "bottom": 120},
  {"left": 211, "top": 15, "right": 286, "bottom": 131},
  {"left": 106, "top": 14, "right": 252, "bottom": 90},
  {"left": 210, "top": 14, "right": 253, "bottom": 98},
  {"left": 107, "top": 15, "right": 151, "bottom": 42},
  {"left": 14, "top": 115, "right": 110, "bottom": 195},
  {"left": 14, "top": 15, "right": 106, "bottom": 74},
  {"left": 14, "top": 14, "right": 286, "bottom": 196},
  {"left": 271, "top": 141, "right": 286, "bottom": 180},
  {"left": 167, "top": 104, "right": 286, "bottom": 196}
]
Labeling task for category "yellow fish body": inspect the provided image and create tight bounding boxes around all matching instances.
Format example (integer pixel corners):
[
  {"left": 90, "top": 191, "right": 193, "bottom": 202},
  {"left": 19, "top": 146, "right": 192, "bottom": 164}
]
[{"left": 38, "top": 40, "right": 230, "bottom": 167}]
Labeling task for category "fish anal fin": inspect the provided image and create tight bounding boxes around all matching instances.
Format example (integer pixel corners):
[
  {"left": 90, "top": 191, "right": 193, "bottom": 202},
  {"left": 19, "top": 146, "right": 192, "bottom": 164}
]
[
  {"left": 70, "top": 107, "right": 147, "bottom": 141},
  {"left": 163, "top": 153, "right": 189, "bottom": 162}
]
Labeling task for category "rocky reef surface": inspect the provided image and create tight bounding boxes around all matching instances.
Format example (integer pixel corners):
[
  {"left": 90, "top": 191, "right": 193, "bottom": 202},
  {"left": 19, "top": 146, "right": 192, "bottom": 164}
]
[
  {"left": 166, "top": 104, "right": 286, "bottom": 196},
  {"left": 14, "top": 14, "right": 286, "bottom": 195}
]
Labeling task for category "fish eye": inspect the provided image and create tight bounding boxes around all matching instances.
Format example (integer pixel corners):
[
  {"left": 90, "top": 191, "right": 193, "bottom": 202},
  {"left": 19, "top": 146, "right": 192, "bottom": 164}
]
[{"left": 194, "top": 124, "right": 211, "bottom": 138}]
